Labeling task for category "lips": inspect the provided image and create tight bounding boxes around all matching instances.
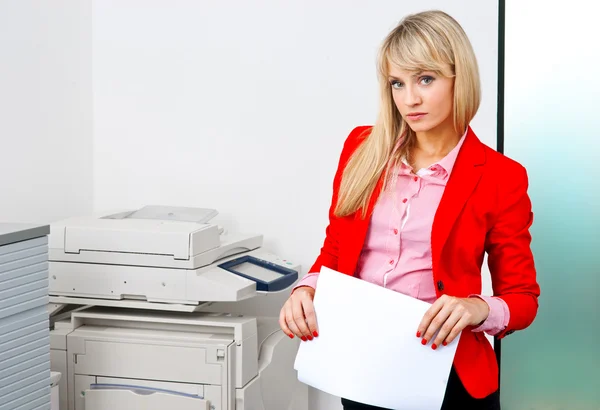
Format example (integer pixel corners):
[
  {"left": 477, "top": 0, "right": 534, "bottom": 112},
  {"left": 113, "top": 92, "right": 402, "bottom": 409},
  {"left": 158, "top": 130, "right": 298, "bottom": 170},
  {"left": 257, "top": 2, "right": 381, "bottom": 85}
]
[{"left": 407, "top": 113, "right": 427, "bottom": 120}]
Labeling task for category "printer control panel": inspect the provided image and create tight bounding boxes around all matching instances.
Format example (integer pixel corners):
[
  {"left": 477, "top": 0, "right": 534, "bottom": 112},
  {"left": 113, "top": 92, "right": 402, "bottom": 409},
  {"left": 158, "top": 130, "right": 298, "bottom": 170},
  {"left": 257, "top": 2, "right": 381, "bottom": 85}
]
[
  {"left": 252, "top": 251, "right": 299, "bottom": 270},
  {"left": 218, "top": 252, "right": 299, "bottom": 292}
]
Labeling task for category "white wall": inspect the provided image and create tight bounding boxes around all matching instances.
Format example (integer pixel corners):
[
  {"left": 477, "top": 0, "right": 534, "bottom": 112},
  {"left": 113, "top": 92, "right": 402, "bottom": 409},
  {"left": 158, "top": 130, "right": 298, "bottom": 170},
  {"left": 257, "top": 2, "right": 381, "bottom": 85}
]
[
  {"left": 0, "top": 0, "right": 93, "bottom": 224},
  {"left": 91, "top": 1, "right": 499, "bottom": 408}
]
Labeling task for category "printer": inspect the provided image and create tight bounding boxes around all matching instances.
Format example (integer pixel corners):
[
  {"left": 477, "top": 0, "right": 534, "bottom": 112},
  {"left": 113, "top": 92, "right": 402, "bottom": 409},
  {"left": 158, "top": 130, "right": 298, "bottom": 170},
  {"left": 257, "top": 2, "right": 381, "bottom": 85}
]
[{"left": 47, "top": 206, "right": 308, "bottom": 410}]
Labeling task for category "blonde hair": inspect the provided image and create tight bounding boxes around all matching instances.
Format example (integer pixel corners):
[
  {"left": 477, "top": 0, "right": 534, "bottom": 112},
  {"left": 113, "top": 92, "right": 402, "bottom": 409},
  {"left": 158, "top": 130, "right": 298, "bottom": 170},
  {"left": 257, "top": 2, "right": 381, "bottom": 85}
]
[{"left": 335, "top": 10, "right": 481, "bottom": 218}]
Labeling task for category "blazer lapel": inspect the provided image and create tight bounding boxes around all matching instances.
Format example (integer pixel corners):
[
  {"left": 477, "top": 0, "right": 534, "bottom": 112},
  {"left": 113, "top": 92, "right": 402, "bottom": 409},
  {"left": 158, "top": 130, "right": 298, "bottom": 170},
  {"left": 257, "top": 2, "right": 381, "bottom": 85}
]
[{"left": 431, "top": 127, "right": 486, "bottom": 267}]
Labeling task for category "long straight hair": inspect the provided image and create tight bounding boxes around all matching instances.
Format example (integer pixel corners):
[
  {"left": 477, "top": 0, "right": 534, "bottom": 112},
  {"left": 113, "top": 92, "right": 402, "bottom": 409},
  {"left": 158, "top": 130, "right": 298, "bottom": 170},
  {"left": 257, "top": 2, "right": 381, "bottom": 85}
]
[{"left": 334, "top": 10, "right": 481, "bottom": 218}]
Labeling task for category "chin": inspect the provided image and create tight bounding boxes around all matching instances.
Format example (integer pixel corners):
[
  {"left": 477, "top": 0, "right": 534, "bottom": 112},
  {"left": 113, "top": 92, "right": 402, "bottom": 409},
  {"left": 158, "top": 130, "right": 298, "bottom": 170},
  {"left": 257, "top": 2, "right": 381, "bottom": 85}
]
[
  {"left": 408, "top": 124, "right": 435, "bottom": 133},
  {"left": 407, "top": 118, "right": 446, "bottom": 134}
]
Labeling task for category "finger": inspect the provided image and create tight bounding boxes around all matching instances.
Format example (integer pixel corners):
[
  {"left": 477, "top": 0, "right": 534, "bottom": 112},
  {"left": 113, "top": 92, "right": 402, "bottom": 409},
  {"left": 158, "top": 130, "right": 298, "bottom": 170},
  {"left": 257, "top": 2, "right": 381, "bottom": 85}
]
[
  {"left": 279, "top": 305, "right": 294, "bottom": 339},
  {"left": 291, "top": 298, "right": 312, "bottom": 341},
  {"left": 284, "top": 303, "right": 304, "bottom": 340},
  {"left": 443, "top": 316, "right": 471, "bottom": 346},
  {"left": 432, "top": 309, "right": 462, "bottom": 349},
  {"left": 301, "top": 297, "right": 319, "bottom": 338},
  {"left": 417, "top": 295, "right": 447, "bottom": 338},
  {"left": 422, "top": 301, "right": 455, "bottom": 345}
]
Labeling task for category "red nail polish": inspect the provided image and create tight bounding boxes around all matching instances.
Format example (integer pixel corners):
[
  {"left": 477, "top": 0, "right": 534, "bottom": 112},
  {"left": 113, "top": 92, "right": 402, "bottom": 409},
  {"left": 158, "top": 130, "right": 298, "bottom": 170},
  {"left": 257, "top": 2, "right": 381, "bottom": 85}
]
[
  {"left": 289, "top": 333, "right": 294, "bottom": 339},
  {"left": 313, "top": 331, "right": 319, "bottom": 337},
  {"left": 432, "top": 344, "right": 437, "bottom": 350},
  {"left": 301, "top": 336, "right": 307, "bottom": 342},
  {"left": 416, "top": 331, "right": 421, "bottom": 338},
  {"left": 307, "top": 335, "right": 313, "bottom": 341},
  {"left": 421, "top": 339, "right": 427, "bottom": 345},
  {"left": 442, "top": 341, "right": 447, "bottom": 346}
]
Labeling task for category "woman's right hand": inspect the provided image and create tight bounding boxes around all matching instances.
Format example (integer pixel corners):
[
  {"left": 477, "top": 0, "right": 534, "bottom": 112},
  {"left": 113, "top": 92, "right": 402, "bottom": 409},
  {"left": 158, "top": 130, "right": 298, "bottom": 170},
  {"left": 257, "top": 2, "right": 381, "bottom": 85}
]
[{"left": 279, "top": 286, "right": 319, "bottom": 341}]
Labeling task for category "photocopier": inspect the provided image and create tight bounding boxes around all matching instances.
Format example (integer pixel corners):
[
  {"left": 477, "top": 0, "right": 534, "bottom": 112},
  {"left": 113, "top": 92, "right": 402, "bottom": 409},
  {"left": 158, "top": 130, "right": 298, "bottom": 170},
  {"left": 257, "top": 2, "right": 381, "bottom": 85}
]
[{"left": 47, "top": 206, "right": 308, "bottom": 410}]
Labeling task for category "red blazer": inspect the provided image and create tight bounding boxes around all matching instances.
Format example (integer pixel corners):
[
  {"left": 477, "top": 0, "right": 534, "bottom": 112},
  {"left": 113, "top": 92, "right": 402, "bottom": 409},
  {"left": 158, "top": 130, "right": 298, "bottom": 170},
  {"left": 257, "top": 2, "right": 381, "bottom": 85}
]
[{"left": 310, "top": 125, "right": 540, "bottom": 398}]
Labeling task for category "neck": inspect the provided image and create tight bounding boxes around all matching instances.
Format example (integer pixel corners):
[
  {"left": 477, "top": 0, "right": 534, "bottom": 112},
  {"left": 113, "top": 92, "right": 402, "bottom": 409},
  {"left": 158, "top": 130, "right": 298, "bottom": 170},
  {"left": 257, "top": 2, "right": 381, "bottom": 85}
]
[{"left": 414, "top": 126, "right": 463, "bottom": 158}]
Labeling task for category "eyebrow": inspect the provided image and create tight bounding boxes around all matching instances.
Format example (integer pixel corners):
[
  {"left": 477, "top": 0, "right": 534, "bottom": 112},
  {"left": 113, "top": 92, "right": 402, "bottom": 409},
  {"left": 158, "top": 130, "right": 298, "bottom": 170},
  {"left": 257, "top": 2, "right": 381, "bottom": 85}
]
[{"left": 388, "top": 71, "right": 425, "bottom": 81}]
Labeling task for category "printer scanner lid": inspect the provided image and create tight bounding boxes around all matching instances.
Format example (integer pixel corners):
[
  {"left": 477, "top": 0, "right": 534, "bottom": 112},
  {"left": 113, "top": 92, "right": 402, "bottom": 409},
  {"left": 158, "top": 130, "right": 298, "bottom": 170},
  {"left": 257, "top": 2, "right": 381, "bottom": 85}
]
[{"left": 51, "top": 206, "right": 220, "bottom": 260}]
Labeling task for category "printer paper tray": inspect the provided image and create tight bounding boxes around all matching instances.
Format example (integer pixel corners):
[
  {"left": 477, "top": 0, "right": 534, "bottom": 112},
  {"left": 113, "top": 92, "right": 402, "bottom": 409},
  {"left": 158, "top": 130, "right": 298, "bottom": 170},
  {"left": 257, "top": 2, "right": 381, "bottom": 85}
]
[
  {"left": 84, "top": 389, "right": 210, "bottom": 410},
  {"left": 48, "top": 295, "right": 210, "bottom": 313}
]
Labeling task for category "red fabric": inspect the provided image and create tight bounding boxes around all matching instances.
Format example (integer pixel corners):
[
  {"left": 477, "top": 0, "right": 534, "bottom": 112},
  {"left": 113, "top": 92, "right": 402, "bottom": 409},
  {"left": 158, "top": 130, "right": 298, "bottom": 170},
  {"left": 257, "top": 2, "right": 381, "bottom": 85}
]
[{"left": 309, "top": 125, "right": 540, "bottom": 398}]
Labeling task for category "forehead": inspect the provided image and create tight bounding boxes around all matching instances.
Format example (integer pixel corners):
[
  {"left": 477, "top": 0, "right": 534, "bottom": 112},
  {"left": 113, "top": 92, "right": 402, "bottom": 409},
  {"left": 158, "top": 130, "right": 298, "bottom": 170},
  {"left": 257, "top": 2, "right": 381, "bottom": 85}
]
[{"left": 387, "top": 65, "right": 424, "bottom": 79}]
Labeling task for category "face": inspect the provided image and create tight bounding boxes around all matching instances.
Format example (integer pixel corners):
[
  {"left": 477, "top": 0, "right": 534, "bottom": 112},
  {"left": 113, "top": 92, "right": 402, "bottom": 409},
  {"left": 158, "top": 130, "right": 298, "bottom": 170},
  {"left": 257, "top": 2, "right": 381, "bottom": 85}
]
[{"left": 387, "top": 65, "right": 455, "bottom": 136}]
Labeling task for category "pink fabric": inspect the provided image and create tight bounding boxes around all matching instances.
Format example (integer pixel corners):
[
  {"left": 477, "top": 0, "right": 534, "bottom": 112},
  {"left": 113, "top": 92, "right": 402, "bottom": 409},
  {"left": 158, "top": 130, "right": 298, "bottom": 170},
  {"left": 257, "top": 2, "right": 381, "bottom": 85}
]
[{"left": 296, "top": 132, "right": 510, "bottom": 335}]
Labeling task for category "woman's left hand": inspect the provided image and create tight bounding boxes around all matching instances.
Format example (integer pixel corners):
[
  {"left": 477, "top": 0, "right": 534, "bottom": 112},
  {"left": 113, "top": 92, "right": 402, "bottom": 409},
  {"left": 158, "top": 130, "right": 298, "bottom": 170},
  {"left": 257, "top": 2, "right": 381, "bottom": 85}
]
[{"left": 416, "top": 295, "right": 490, "bottom": 349}]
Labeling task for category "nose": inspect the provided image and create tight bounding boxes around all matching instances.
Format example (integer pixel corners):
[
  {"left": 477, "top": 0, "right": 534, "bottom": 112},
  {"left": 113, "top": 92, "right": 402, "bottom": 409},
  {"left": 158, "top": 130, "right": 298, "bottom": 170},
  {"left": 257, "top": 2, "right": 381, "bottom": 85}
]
[{"left": 403, "top": 86, "right": 422, "bottom": 106}]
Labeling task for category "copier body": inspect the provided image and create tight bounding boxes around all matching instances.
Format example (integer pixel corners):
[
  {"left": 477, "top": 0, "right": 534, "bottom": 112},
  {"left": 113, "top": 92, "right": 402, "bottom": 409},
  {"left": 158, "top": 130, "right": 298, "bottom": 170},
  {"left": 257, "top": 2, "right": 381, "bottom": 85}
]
[{"left": 47, "top": 207, "right": 308, "bottom": 410}]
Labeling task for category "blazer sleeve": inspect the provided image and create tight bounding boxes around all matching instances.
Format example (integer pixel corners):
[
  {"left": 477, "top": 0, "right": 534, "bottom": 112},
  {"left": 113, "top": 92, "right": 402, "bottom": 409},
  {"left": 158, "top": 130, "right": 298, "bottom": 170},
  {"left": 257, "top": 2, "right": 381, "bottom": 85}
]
[
  {"left": 486, "top": 163, "right": 541, "bottom": 339},
  {"left": 308, "top": 126, "right": 371, "bottom": 274}
]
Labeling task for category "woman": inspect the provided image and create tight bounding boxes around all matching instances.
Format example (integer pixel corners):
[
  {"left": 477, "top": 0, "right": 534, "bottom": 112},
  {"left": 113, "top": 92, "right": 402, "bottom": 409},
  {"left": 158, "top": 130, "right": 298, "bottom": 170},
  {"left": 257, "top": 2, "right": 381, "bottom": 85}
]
[{"left": 279, "top": 10, "right": 540, "bottom": 410}]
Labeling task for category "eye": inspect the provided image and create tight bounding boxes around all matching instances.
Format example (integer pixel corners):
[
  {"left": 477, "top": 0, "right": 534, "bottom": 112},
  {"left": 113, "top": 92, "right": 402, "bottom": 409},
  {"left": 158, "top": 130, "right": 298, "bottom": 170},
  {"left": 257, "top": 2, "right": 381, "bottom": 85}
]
[
  {"left": 390, "top": 80, "right": 404, "bottom": 89},
  {"left": 420, "top": 76, "right": 434, "bottom": 85}
]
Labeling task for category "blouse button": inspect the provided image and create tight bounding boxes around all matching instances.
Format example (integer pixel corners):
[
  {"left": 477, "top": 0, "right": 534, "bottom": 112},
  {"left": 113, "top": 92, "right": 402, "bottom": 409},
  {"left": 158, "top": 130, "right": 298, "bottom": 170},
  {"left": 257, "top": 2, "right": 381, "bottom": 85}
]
[
  {"left": 389, "top": 259, "right": 395, "bottom": 265},
  {"left": 402, "top": 198, "right": 408, "bottom": 203},
  {"left": 393, "top": 229, "right": 398, "bottom": 235}
]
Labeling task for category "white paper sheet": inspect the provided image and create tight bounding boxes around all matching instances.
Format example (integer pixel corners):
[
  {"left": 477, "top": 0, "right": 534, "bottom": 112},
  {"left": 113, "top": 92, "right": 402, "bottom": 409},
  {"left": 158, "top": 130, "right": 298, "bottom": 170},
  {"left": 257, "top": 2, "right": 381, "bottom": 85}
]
[{"left": 294, "top": 267, "right": 460, "bottom": 410}]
